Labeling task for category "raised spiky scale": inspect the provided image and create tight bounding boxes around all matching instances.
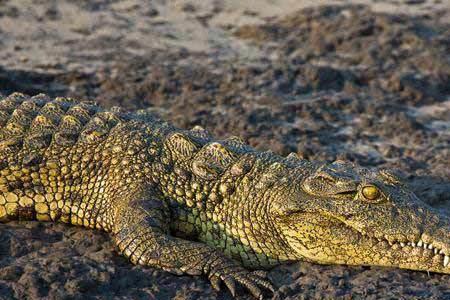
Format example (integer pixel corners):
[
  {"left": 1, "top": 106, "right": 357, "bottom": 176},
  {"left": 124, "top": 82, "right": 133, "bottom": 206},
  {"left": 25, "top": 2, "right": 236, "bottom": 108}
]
[
  {"left": 165, "top": 132, "right": 199, "bottom": 159},
  {"left": 194, "top": 141, "right": 237, "bottom": 170}
]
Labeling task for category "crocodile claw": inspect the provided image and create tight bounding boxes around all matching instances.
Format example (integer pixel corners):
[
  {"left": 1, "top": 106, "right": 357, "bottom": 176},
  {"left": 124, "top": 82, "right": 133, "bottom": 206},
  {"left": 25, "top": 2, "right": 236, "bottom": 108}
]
[
  {"left": 223, "top": 275, "right": 237, "bottom": 297},
  {"left": 208, "top": 267, "right": 275, "bottom": 299},
  {"left": 209, "top": 274, "right": 222, "bottom": 292}
]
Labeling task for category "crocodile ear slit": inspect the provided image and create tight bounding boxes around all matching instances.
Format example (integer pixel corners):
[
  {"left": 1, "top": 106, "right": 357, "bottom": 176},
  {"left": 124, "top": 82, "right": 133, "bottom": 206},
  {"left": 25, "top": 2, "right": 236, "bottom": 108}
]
[{"left": 314, "top": 171, "right": 337, "bottom": 184}]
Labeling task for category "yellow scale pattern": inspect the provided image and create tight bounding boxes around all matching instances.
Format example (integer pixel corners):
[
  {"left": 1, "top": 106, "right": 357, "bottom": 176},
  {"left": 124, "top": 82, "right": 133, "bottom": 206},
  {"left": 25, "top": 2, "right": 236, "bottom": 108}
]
[{"left": 0, "top": 93, "right": 140, "bottom": 230}]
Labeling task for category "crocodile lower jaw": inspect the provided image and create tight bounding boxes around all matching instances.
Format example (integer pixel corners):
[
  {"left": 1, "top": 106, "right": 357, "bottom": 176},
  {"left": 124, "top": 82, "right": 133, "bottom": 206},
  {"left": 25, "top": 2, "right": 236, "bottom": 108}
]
[{"left": 368, "top": 234, "right": 450, "bottom": 269}]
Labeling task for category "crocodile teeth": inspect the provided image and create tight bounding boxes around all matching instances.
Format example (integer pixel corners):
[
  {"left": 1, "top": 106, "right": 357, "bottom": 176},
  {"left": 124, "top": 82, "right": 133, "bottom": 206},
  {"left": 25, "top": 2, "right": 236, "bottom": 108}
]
[{"left": 385, "top": 239, "right": 446, "bottom": 259}]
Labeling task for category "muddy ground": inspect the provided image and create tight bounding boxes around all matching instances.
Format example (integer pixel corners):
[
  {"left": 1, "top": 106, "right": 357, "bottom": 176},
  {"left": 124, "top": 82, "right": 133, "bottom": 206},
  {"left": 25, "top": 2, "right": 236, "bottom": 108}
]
[{"left": 0, "top": 1, "right": 449, "bottom": 299}]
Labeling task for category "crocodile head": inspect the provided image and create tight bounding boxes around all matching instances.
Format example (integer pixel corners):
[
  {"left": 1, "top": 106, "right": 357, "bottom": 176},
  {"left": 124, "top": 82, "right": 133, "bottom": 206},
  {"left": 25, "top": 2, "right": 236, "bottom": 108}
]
[{"left": 274, "top": 160, "right": 450, "bottom": 274}]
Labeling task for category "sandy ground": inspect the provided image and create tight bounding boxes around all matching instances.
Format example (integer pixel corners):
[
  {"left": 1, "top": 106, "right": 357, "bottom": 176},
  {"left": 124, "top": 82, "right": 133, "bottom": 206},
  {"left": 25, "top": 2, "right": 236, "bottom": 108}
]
[
  {"left": 0, "top": 0, "right": 449, "bottom": 71},
  {"left": 0, "top": 0, "right": 450, "bottom": 299}
]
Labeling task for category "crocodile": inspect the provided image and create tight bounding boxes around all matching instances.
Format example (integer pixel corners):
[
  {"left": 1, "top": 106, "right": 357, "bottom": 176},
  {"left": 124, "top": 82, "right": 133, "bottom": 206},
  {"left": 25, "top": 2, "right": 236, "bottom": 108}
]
[{"left": 0, "top": 92, "right": 449, "bottom": 299}]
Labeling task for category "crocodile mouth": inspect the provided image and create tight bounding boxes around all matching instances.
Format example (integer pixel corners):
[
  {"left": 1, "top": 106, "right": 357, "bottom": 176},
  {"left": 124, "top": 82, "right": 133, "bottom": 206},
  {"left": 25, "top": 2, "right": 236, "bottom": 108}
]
[
  {"left": 328, "top": 223, "right": 450, "bottom": 274},
  {"left": 364, "top": 233, "right": 450, "bottom": 269},
  {"left": 282, "top": 211, "right": 450, "bottom": 274},
  {"left": 322, "top": 212, "right": 450, "bottom": 273}
]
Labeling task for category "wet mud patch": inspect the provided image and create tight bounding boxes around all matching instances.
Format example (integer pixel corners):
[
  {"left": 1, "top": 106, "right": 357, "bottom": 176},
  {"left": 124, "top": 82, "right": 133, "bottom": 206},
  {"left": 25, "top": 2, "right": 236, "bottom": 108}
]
[
  {"left": 0, "top": 222, "right": 219, "bottom": 300},
  {"left": 234, "top": 5, "right": 450, "bottom": 106},
  {"left": 271, "top": 262, "right": 450, "bottom": 299}
]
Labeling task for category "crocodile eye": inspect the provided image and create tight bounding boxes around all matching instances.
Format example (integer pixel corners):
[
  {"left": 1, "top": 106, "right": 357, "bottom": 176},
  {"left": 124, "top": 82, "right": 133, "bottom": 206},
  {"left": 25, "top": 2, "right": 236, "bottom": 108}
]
[{"left": 361, "top": 185, "right": 380, "bottom": 201}]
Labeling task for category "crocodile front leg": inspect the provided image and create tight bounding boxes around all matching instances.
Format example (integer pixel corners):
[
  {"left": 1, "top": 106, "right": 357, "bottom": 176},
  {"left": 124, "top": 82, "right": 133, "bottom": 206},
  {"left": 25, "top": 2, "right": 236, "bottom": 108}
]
[{"left": 112, "top": 187, "right": 275, "bottom": 299}]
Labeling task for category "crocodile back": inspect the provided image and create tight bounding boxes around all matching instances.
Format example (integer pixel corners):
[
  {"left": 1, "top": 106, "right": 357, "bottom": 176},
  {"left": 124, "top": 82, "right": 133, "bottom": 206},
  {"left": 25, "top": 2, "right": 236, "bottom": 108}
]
[{"left": 0, "top": 93, "right": 145, "bottom": 230}]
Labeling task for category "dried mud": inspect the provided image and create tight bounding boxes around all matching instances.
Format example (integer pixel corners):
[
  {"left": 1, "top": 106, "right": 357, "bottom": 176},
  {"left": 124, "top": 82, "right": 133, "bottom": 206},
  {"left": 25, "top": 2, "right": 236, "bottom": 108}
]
[{"left": 0, "top": 2, "right": 449, "bottom": 300}]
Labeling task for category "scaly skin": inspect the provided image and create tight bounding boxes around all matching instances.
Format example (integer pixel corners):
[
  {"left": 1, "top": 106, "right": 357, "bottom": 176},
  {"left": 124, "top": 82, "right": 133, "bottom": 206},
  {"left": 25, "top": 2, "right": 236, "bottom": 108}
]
[{"left": 1, "top": 93, "right": 449, "bottom": 299}]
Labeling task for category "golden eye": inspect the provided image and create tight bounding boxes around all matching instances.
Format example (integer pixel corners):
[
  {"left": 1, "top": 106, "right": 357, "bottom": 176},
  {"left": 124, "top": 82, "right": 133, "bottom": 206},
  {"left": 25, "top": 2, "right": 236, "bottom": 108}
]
[{"left": 362, "top": 185, "right": 380, "bottom": 201}]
